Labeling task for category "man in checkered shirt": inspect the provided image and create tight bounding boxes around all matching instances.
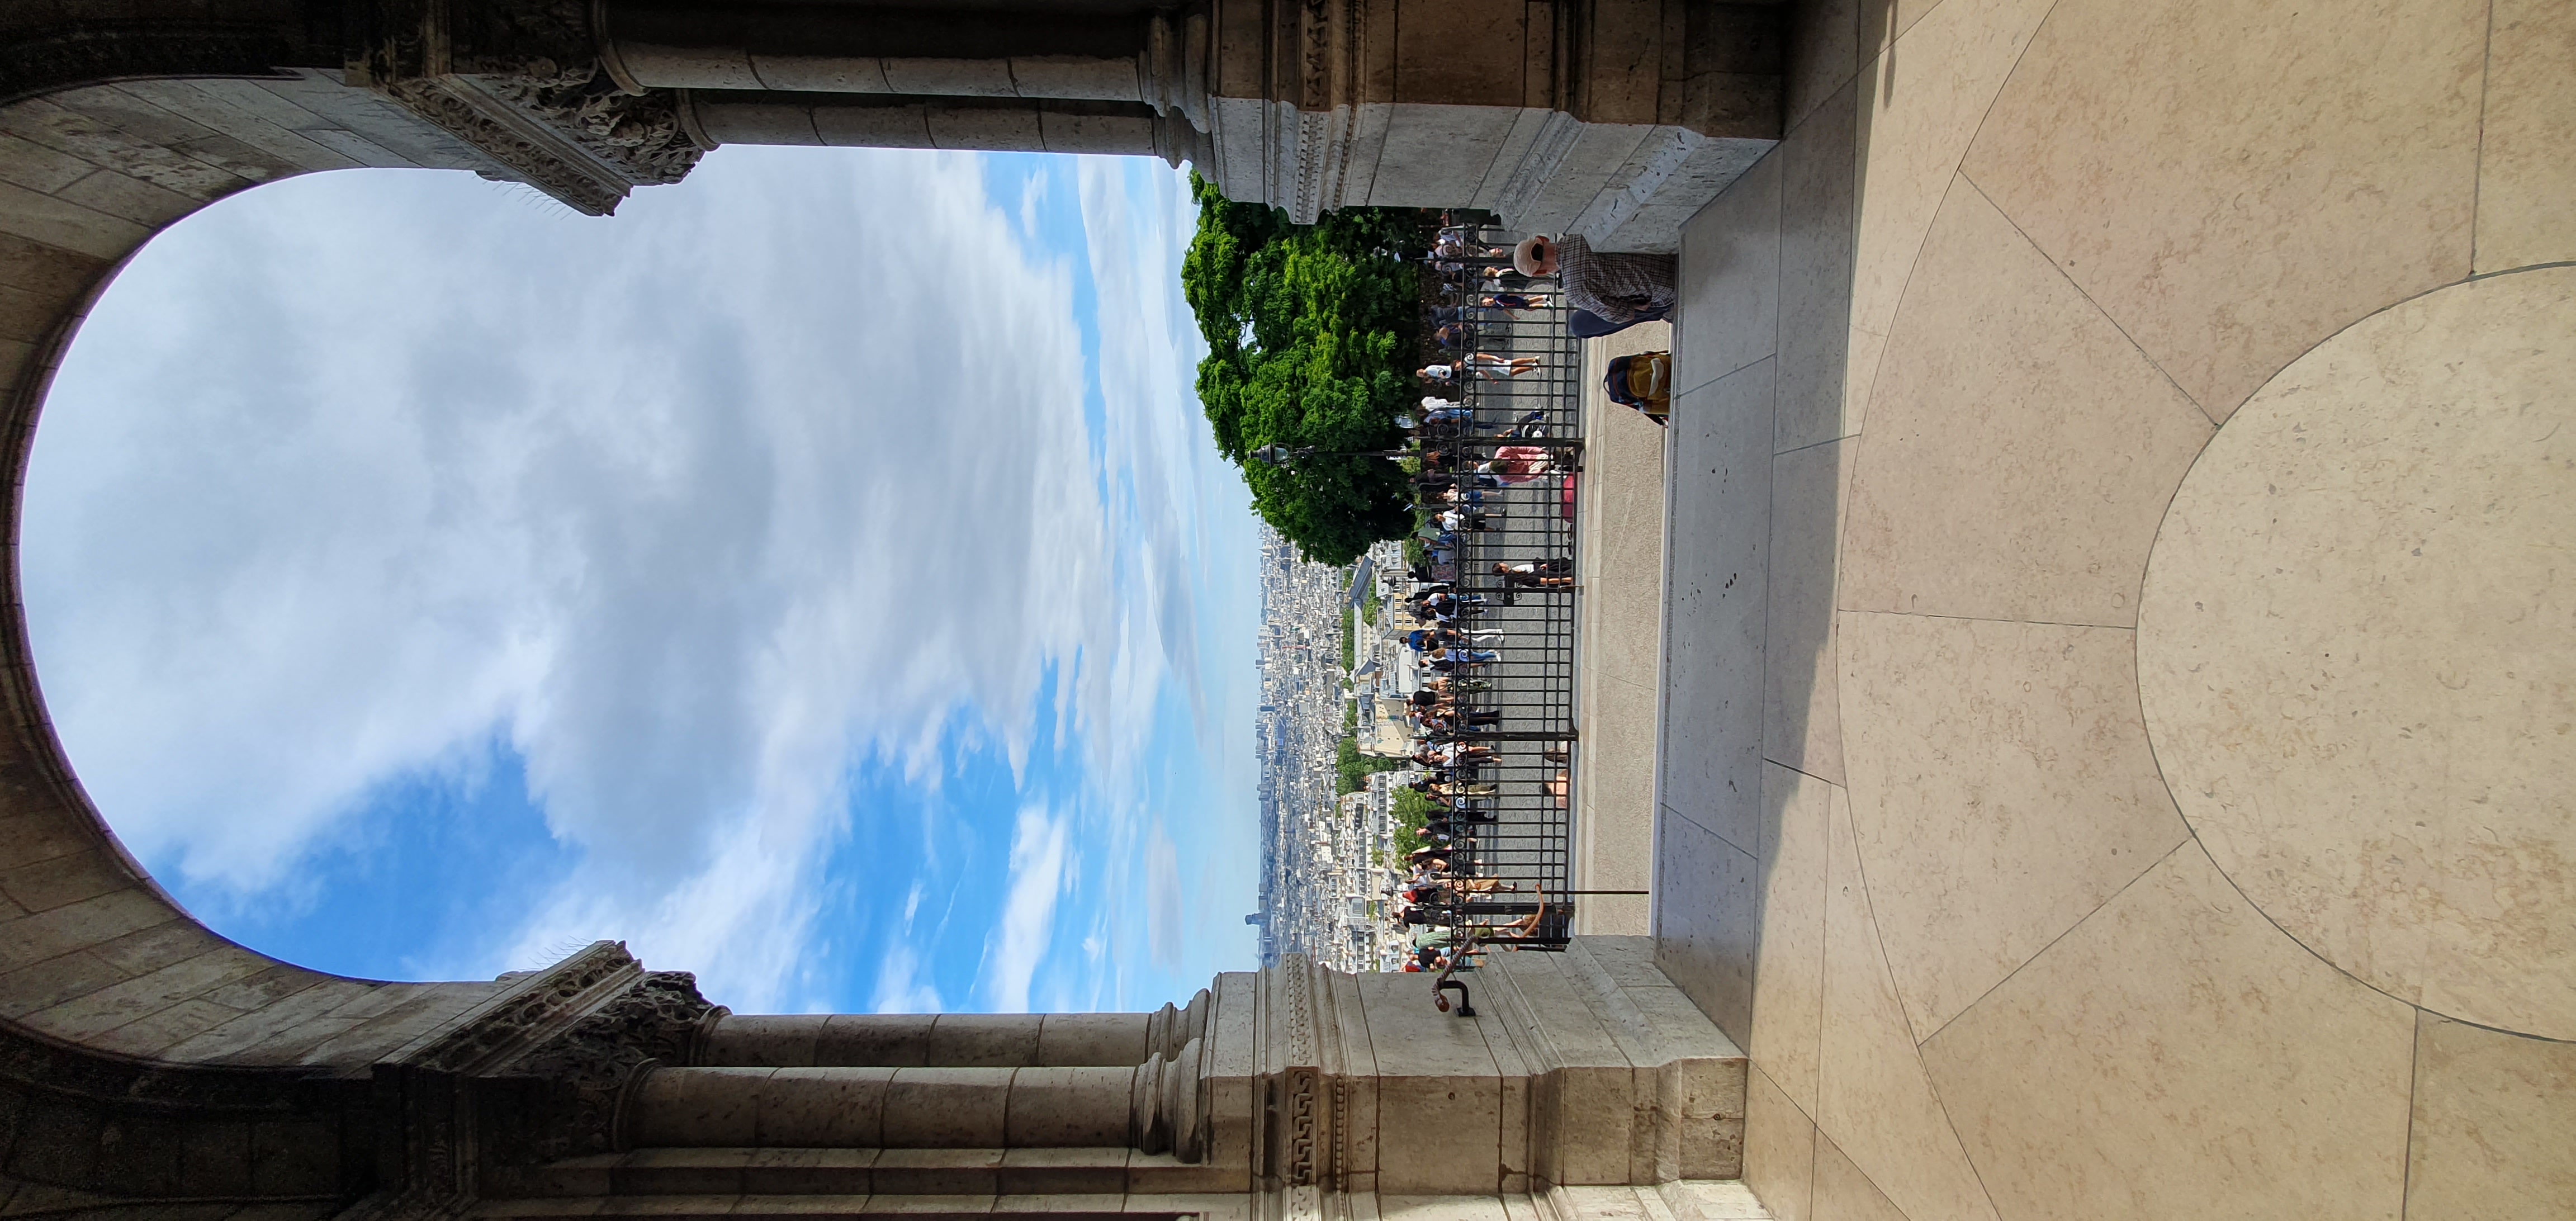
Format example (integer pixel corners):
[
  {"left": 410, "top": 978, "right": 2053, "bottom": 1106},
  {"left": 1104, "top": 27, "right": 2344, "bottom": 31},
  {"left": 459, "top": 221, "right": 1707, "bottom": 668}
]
[{"left": 1512, "top": 234, "right": 1676, "bottom": 326}]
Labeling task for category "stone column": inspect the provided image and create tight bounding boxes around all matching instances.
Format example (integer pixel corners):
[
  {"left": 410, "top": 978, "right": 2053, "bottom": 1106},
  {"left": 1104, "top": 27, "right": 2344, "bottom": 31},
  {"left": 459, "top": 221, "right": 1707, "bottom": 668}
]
[
  {"left": 676, "top": 92, "right": 1208, "bottom": 163},
  {"left": 358, "top": 0, "right": 1779, "bottom": 244},
  {"left": 695, "top": 993, "right": 1209, "bottom": 1067},
  {"left": 595, "top": 0, "right": 1197, "bottom": 113},
  {"left": 626, "top": 1042, "right": 1208, "bottom": 1155}
]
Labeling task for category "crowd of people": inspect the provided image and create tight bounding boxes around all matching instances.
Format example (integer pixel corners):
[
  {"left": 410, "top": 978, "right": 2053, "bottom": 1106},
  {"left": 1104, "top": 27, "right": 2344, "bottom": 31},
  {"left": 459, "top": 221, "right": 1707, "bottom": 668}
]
[{"left": 1384, "top": 221, "right": 1607, "bottom": 976}]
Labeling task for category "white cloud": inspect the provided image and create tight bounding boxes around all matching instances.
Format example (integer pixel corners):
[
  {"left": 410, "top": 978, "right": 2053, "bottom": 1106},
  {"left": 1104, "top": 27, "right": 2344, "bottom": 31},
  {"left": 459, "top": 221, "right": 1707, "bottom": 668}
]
[
  {"left": 23, "top": 148, "right": 1224, "bottom": 1010},
  {"left": 984, "top": 805, "right": 1069, "bottom": 1012},
  {"left": 1145, "top": 827, "right": 1183, "bottom": 967},
  {"left": 870, "top": 943, "right": 946, "bottom": 1014}
]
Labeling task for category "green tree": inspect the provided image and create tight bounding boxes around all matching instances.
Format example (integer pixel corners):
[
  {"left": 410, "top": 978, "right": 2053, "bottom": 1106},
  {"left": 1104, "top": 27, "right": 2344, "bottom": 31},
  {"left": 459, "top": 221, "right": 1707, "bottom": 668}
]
[
  {"left": 1182, "top": 174, "right": 1434, "bottom": 565},
  {"left": 1337, "top": 735, "right": 1405, "bottom": 794},
  {"left": 1391, "top": 787, "right": 1440, "bottom": 855}
]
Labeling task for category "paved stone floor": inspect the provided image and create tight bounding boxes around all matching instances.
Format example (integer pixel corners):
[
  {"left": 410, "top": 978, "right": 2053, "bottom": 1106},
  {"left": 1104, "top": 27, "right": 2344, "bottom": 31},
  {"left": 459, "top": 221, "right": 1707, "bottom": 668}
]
[
  {"left": 1648, "top": 0, "right": 2575, "bottom": 1218},
  {"left": 1572, "top": 321, "right": 1671, "bottom": 936}
]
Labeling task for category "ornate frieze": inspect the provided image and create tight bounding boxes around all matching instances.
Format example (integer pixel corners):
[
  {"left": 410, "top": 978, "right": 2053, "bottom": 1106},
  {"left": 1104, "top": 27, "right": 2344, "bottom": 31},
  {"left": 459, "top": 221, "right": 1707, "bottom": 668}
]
[
  {"left": 486, "top": 969, "right": 721, "bottom": 1163},
  {"left": 367, "top": 941, "right": 721, "bottom": 1219},
  {"left": 356, "top": 0, "right": 702, "bottom": 215}
]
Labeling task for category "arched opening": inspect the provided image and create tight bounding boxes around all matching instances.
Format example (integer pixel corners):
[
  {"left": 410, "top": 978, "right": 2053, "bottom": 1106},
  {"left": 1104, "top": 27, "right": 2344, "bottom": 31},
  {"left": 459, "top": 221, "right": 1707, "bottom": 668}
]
[{"left": 24, "top": 148, "right": 1261, "bottom": 1014}]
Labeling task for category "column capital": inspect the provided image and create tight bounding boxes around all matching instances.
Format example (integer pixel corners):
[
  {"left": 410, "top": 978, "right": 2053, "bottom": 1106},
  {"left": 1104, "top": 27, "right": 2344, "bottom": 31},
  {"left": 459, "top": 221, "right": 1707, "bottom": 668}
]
[
  {"left": 352, "top": 0, "right": 704, "bottom": 215},
  {"left": 359, "top": 942, "right": 723, "bottom": 1221}
]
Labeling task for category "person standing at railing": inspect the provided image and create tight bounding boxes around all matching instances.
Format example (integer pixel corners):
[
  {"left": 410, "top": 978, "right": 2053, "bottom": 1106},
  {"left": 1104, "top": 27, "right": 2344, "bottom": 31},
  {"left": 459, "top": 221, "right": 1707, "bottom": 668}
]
[
  {"left": 1434, "top": 231, "right": 1512, "bottom": 262},
  {"left": 1479, "top": 444, "right": 1555, "bottom": 485},
  {"left": 1420, "top": 353, "right": 1542, "bottom": 382},
  {"left": 1496, "top": 559, "right": 1575, "bottom": 589},
  {"left": 1415, "top": 590, "right": 1486, "bottom": 619},
  {"left": 1423, "top": 645, "right": 1502, "bottom": 669},
  {"left": 1512, "top": 234, "right": 1677, "bottom": 327}
]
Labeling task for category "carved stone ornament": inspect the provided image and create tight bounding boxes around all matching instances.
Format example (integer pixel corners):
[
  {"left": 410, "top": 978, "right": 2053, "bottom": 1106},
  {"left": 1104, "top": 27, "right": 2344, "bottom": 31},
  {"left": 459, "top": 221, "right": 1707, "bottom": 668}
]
[
  {"left": 358, "top": 941, "right": 721, "bottom": 1221},
  {"left": 358, "top": 0, "right": 702, "bottom": 215},
  {"left": 482, "top": 969, "right": 722, "bottom": 1163}
]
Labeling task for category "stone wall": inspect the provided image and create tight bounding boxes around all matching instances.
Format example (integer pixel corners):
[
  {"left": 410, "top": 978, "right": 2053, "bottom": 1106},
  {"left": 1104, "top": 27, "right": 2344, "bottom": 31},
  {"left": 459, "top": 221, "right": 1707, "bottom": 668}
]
[{"left": 0, "top": 9, "right": 1763, "bottom": 1217}]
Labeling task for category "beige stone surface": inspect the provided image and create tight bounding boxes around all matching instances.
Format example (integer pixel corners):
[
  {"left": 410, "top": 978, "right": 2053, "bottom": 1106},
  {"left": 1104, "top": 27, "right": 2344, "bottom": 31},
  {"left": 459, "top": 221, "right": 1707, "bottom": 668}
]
[
  {"left": 632, "top": 1067, "right": 771, "bottom": 1148},
  {"left": 1806, "top": 1135, "right": 1907, "bottom": 1221},
  {"left": 1575, "top": 321, "right": 1672, "bottom": 935},
  {"left": 1842, "top": 0, "right": 2056, "bottom": 436},
  {"left": 885, "top": 1067, "right": 1014, "bottom": 1147},
  {"left": 1661, "top": 0, "right": 2576, "bottom": 1214},
  {"left": 1773, "top": 83, "right": 1857, "bottom": 455},
  {"left": 1673, "top": 150, "right": 1780, "bottom": 395},
  {"left": 1922, "top": 844, "right": 2417, "bottom": 1221},
  {"left": 1815, "top": 792, "right": 1996, "bottom": 1221},
  {"left": 1839, "top": 183, "right": 2212, "bottom": 626},
  {"left": 1747, "top": 763, "right": 1831, "bottom": 1115},
  {"left": 1761, "top": 441, "right": 1849, "bottom": 784},
  {"left": 2136, "top": 267, "right": 2576, "bottom": 1040},
  {"left": 2474, "top": 0, "right": 2576, "bottom": 272},
  {"left": 1655, "top": 813, "right": 1759, "bottom": 1048},
  {"left": 1961, "top": 0, "right": 2484, "bottom": 420},
  {"left": 1859, "top": 0, "right": 1952, "bottom": 53},
  {"left": 1377, "top": 1196, "right": 1513, "bottom": 1221},
  {"left": 2404, "top": 1015, "right": 2576, "bottom": 1219},
  {"left": 1784, "top": 0, "right": 1859, "bottom": 132},
  {"left": 1658, "top": 361, "right": 1777, "bottom": 860},
  {"left": 1661, "top": 1180, "right": 1772, "bottom": 1220},
  {"left": 1740, "top": 1067, "right": 1813, "bottom": 1221},
  {"left": 761, "top": 1067, "right": 894, "bottom": 1147},
  {"left": 1836, "top": 612, "right": 2188, "bottom": 1039}
]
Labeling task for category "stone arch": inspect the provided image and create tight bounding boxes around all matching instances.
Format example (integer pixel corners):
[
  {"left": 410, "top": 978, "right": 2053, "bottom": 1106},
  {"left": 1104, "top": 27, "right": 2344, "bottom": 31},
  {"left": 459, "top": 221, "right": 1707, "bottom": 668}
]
[{"left": 0, "top": 1, "right": 1774, "bottom": 1213}]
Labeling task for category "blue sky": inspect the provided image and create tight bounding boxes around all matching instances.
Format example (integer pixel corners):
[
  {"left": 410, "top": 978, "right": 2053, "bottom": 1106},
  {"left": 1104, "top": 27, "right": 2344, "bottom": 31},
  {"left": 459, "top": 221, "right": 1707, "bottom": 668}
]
[{"left": 22, "top": 147, "right": 1261, "bottom": 1014}]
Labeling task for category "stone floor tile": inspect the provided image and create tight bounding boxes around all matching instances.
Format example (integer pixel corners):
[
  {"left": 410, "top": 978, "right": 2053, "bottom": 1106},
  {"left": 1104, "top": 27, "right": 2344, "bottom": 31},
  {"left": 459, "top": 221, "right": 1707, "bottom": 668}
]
[
  {"left": 1747, "top": 763, "right": 1832, "bottom": 1114},
  {"left": 1841, "top": 0, "right": 2056, "bottom": 437},
  {"left": 2404, "top": 1014, "right": 2576, "bottom": 1219},
  {"left": 1576, "top": 322, "right": 1675, "bottom": 709},
  {"left": 2135, "top": 266, "right": 2576, "bottom": 1040},
  {"left": 2474, "top": 0, "right": 2576, "bottom": 272},
  {"left": 1674, "top": 151, "right": 1781, "bottom": 397},
  {"left": 1374, "top": 1196, "right": 1513, "bottom": 1221},
  {"left": 1784, "top": 0, "right": 1860, "bottom": 132},
  {"left": 1742, "top": 1056, "right": 1816, "bottom": 1221},
  {"left": 1961, "top": 0, "right": 2483, "bottom": 420},
  {"left": 1761, "top": 440, "right": 1850, "bottom": 783},
  {"left": 1815, "top": 794, "right": 1997, "bottom": 1221},
  {"left": 1667, "top": 1180, "right": 1772, "bottom": 1221},
  {"left": 1836, "top": 612, "right": 2187, "bottom": 1039},
  {"left": 1859, "top": 0, "right": 1948, "bottom": 54},
  {"left": 1658, "top": 362, "right": 1775, "bottom": 857},
  {"left": 1655, "top": 811, "right": 1758, "bottom": 1047},
  {"left": 1773, "top": 83, "right": 1857, "bottom": 455},
  {"left": 1921, "top": 843, "right": 2416, "bottom": 1221},
  {"left": 1836, "top": 182, "right": 2212, "bottom": 627},
  {"left": 1807, "top": 1134, "right": 1906, "bottom": 1221}
]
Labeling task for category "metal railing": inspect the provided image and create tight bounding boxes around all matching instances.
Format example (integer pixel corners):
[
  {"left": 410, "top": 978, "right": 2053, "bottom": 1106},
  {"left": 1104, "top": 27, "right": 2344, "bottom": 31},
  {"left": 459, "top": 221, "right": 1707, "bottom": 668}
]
[{"left": 1399, "top": 224, "right": 1595, "bottom": 995}]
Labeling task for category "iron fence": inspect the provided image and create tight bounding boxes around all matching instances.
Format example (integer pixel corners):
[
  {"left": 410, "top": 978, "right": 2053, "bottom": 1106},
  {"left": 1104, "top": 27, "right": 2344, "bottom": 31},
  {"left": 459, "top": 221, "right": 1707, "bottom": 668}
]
[{"left": 1394, "top": 224, "right": 1611, "bottom": 999}]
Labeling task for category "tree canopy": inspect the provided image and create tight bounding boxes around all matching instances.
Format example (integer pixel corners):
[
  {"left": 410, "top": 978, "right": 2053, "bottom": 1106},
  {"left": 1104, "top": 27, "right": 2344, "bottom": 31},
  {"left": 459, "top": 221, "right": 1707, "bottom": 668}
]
[{"left": 1181, "top": 174, "right": 1432, "bottom": 565}]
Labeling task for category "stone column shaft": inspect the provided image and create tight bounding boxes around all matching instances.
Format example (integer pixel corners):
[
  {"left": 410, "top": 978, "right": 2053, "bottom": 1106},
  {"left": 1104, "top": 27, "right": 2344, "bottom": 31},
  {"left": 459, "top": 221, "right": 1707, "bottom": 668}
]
[
  {"left": 698, "top": 1012, "right": 1153, "bottom": 1067},
  {"left": 624, "top": 1059, "right": 1208, "bottom": 1153},
  {"left": 694, "top": 993, "right": 1210, "bottom": 1068},
  {"left": 679, "top": 92, "right": 1190, "bottom": 160},
  {"left": 599, "top": 0, "right": 1167, "bottom": 103}
]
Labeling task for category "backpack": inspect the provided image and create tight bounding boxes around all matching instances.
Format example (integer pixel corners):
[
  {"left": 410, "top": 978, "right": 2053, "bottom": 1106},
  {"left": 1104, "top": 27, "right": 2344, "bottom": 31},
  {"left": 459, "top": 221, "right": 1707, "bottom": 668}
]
[{"left": 1603, "top": 351, "right": 1672, "bottom": 424}]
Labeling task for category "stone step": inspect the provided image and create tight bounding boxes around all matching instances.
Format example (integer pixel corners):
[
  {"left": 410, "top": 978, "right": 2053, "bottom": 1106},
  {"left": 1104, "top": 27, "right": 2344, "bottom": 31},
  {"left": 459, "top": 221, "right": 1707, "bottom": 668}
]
[
  {"left": 481, "top": 1148, "right": 1241, "bottom": 1200},
  {"left": 473, "top": 1198, "right": 1171, "bottom": 1221}
]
